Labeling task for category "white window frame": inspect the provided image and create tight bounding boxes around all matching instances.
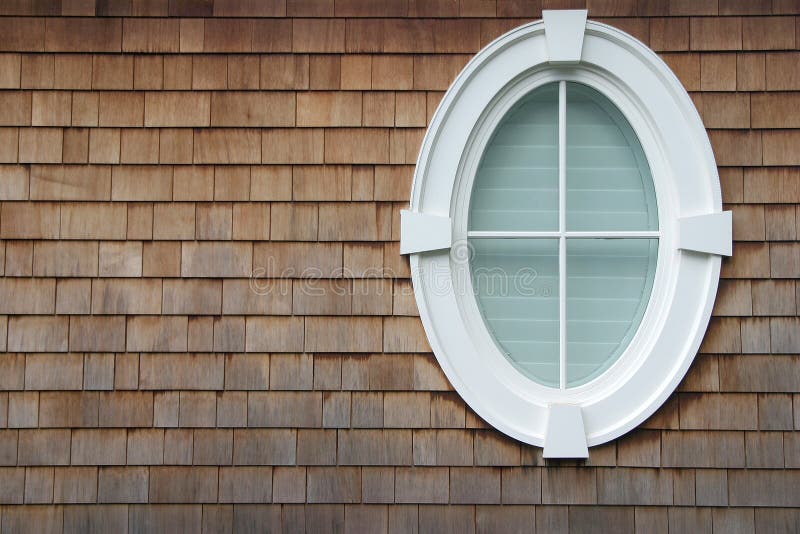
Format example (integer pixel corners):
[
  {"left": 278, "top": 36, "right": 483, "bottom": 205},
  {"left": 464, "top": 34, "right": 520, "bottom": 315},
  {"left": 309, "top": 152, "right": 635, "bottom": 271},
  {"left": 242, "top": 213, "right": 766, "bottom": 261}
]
[{"left": 400, "top": 10, "right": 732, "bottom": 458}]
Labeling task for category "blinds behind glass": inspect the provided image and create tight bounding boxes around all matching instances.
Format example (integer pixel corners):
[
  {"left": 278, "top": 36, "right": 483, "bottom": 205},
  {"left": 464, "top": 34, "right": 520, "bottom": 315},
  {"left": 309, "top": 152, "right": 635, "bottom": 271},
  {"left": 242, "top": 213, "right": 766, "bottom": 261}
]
[{"left": 469, "top": 84, "right": 559, "bottom": 232}]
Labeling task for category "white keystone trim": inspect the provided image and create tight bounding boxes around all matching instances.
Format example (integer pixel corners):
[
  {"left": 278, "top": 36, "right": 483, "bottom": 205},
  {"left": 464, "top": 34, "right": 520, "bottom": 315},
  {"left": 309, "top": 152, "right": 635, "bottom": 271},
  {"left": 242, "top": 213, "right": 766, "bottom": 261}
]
[
  {"left": 543, "top": 405, "right": 589, "bottom": 458},
  {"left": 399, "top": 210, "right": 452, "bottom": 254},
  {"left": 678, "top": 212, "right": 733, "bottom": 256},
  {"left": 542, "top": 10, "right": 588, "bottom": 64}
]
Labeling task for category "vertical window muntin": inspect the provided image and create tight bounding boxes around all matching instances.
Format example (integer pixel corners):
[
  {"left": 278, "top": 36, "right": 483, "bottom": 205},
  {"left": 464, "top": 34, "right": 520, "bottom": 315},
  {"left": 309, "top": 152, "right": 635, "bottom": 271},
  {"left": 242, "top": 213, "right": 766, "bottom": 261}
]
[{"left": 463, "top": 76, "right": 664, "bottom": 391}]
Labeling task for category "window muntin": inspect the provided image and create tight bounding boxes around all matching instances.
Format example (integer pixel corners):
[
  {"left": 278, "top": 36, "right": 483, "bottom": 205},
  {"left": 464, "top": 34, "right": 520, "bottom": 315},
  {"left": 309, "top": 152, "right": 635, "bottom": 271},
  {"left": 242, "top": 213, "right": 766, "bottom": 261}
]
[{"left": 468, "top": 81, "right": 659, "bottom": 388}]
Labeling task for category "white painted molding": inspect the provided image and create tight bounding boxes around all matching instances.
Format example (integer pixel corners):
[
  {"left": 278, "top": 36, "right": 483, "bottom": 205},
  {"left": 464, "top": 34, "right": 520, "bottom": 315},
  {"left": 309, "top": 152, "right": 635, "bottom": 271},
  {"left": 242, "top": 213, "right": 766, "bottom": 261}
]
[
  {"left": 542, "top": 10, "right": 588, "bottom": 64},
  {"left": 678, "top": 211, "right": 733, "bottom": 256},
  {"left": 406, "top": 17, "right": 725, "bottom": 449},
  {"left": 399, "top": 210, "right": 452, "bottom": 254},
  {"left": 543, "top": 404, "right": 589, "bottom": 458}
]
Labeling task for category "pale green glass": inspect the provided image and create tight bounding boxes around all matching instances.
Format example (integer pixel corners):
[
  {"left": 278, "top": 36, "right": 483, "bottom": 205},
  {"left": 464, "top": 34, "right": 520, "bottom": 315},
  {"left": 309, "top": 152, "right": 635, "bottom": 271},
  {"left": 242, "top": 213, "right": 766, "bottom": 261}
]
[
  {"left": 469, "top": 83, "right": 559, "bottom": 232},
  {"left": 471, "top": 239, "right": 560, "bottom": 387},
  {"left": 566, "top": 83, "right": 658, "bottom": 231},
  {"left": 566, "top": 239, "right": 658, "bottom": 386}
]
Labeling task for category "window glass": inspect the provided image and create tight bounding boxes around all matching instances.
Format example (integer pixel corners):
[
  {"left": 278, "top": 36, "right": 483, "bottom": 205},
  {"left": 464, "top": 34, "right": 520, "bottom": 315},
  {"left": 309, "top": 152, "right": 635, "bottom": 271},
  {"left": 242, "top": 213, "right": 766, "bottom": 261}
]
[
  {"left": 566, "top": 238, "right": 657, "bottom": 386},
  {"left": 469, "top": 83, "right": 559, "bottom": 232},
  {"left": 566, "top": 83, "right": 658, "bottom": 231},
  {"left": 471, "top": 239, "right": 559, "bottom": 386},
  {"left": 469, "top": 81, "right": 658, "bottom": 388}
]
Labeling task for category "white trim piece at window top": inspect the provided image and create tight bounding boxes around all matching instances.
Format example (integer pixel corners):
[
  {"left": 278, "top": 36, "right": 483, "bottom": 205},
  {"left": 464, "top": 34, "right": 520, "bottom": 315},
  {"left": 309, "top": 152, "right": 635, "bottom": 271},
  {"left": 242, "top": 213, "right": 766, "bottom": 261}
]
[{"left": 400, "top": 10, "right": 732, "bottom": 458}]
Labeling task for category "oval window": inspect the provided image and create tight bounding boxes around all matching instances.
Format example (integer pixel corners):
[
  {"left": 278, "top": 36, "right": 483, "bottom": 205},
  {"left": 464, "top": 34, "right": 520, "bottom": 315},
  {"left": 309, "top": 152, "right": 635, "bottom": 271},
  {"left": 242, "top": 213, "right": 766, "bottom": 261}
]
[
  {"left": 469, "top": 81, "right": 658, "bottom": 389},
  {"left": 399, "top": 11, "right": 731, "bottom": 457}
]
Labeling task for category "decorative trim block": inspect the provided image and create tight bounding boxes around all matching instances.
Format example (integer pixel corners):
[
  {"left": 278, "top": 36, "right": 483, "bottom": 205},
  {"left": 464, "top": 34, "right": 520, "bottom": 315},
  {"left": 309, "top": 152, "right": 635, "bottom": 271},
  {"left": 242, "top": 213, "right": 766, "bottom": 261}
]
[
  {"left": 400, "top": 210, "right": 452, "bottom": 255},
  {"left": 678, "top": 212, "right": 733, "bottom": 256},
  {"left": 542, "top": 10, "right": 588, "bottom": 64},
  {"left": 543, "top": 404, "right": 589, "bottom": 458}
]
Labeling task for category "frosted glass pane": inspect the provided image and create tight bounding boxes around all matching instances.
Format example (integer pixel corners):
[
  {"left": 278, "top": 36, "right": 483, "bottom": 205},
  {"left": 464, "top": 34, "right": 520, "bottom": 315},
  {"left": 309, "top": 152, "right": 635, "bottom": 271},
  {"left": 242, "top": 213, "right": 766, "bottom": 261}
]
[
  {"left": 470, "top": 83, "right": 559, "bottom": 231},
  {"left": 471, "top": 239, "right": 559, "bottom": 386},
  {"left": 566, "top": 83, "right": 658, "bottom": 231},
  {"left": 566, "top": 239, "right": 658, "bottom": 386}
]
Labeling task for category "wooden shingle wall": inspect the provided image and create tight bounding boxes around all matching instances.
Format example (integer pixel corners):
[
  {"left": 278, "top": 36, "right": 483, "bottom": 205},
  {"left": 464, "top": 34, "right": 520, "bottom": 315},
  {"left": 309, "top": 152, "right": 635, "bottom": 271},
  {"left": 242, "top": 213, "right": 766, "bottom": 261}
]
[{"left": 0, "top": 0, "right": 798, "bottom": 532}]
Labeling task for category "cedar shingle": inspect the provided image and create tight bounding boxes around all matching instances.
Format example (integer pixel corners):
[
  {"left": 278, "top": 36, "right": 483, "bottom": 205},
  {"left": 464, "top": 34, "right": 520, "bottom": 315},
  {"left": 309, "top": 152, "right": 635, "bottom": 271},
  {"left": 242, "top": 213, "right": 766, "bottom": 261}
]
[
  {"left": 372, "top": 55, "right": 413, "bottom": 90},
  {"left": 297, "top": 92, "right": 362, "bottom": 127},
  {"left": 70, "top": 316, "right": 126, "bottom": 352},
  {"left": 293, "top": 19, "right": 346, "bottom": 53},
  {"left": 742, "top": 16, "right": 796, "bottom": 50},
  {"left": 325, "top": 129, "right": 390, "bottom": 164},
  {"left": 752, "top": 93, "right": 800, "bottom": 128},
  {"left": 261, "top": 54, "right": 310, "bottom": 90},
  {"left": 766, "top": 52, "right": 800, "bottom": 90},
  {"left": 203, "top": 19, "right": 253, "bottom": 53},
  {"left": 305, "top": 316, "right": 382, "bottom": 352},
  {"left": 689, "top": 17, "right": 742, "bottom": 50},
  {"left": 270, "top": 202, "right": 319, "bottom": 240},
  {"left": 700, "top": 52, "right": 737, "bottom": 90},
  {"left": 20, "top": 54, "right": 53, "bottom": 89},
  {"left": 395, "top": 467, "right": 449, "bottom": 503},
  {"left": 123, "top": 18, "right": 179, "bottom": 53},
  {"left": 149, "top": 466, "right": 218, "bottom": 503},
  {"left": 709, "top": 130, "right": 761, "bottom": 166},
  {"left": 0, "top": 18, "right": 45, "bottom": 52},
  {"left": 737, "top": 52, "right": 765, "bottom": 90},
  {"left": 729, "top": 470, "right": 800, "bottom": 506},
  {"left": 126, "top": 316, "right": 188, "bottom": 352},
  {"left": 46, "top": 18, "right": 121, "bottom": 52},
  {"left": 120, "top": 129, "right": 159, "bottom": 164},
  {"left": 763, "top": 131, "right": 800, "bottom": 165},
  {"left": 31, "top": 91, "right": 70, "bottom": 127},
  {"left": 363, "top": 92, "right": 395, "bottom": 127},
  {"left": 700, "top": 93, "right": 749, "bottom": 128},
  {"left": 194, "top": 129, "right": 261, "bottom": 164},
  {"left": 245, "top": 317, "right": 304, "bottom": 352},
  {"left": 8, "top": 391, "right": 39, "bottom": 428},
  {"left": 310, "top": 54, "right": 341, "bottom": 89},
  {"left": 211, "top": 92, "right": 295, "bottom": 127},
  {"left": 413, "top": 55, "right": 470, "bottom": 90},
  {"left": 98, "top": 92, "right": 144, "bottom": 127},
  {"left": 214, "top": 0, "right": 285, "bottom": 15},
  {"left": 250, "top": 166, "right": 292, "bottom": 200},
  {"left": 145, "top": 92, "right": 210, "bottom": 127},
  {"left": 227, "top": 56, "right": 259, "bottom": 90},
  {"left": 192, "top": 56, "right": 227, "bottom": 90},
  {"left": 248, "top": 391, "right": 322, "bottom": 427},
  {"left": 251, "top": 20, "right": 293, "bottom": 52},
  {"left": 159, "top": 129, "right": 193, "bottom": 164},
  {"left": 434, "top": 19, "right": 481, "bottom": 53},
  {"left": 253, "top": 243, "right": 339, "bottom": 281},
  {"left": 744, "top": 168, "right": 800, "bottom": 203},
  {"left": 195, "top": 203, "right": 232, "bottom": 240},
  {"left": 163, "top": 55, "right": 192, "bottom": 89},
  {"left": 345, "top": 19, "right": 384, "bottom": 53},
  {"left": 0, "top": 91, "right": 30, "bottom": 126},
  {"left": 54, "top": 467, "right": 98, "bottom": 503},
  {"left": 0, "top": 127, "right": 19, "bottom": 162},
  {"left": 764, "top": 205, "right": 797, "bottom": 240},
  {"left": 19, "top": 128, "right": 63, "bottom": 163}
]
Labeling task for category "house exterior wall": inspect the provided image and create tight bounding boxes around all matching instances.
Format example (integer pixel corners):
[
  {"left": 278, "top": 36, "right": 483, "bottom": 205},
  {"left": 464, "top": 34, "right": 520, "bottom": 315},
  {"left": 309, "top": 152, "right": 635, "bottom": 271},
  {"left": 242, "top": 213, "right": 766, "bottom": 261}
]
[{"left": 0, "top": 0, "right": 797, "bottom": 532}]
